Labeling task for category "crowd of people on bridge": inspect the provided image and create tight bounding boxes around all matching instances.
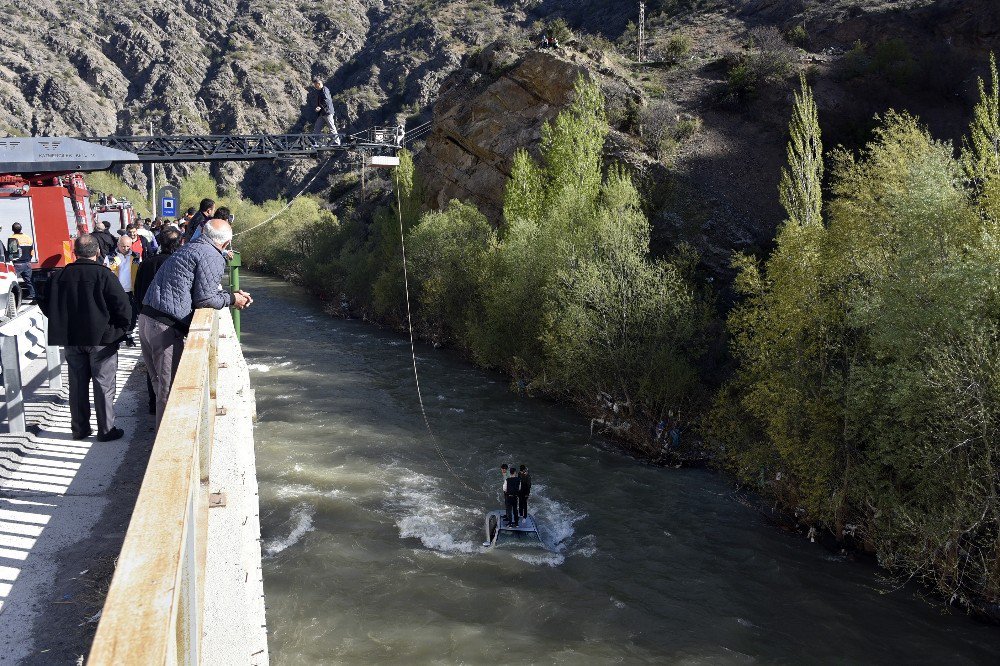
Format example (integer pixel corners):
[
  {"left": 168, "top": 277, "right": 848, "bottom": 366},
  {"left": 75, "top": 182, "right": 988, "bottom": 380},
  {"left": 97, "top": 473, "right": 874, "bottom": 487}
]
[{"left": 35, "top": 198, "right": 253, "bottom": 441}]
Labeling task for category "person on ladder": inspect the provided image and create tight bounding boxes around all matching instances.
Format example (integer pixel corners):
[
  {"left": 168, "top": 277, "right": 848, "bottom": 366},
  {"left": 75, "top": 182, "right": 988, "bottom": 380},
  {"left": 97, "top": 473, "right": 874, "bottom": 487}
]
[{"left": 311, "top": 76, "right": 342, "bottom": 145}]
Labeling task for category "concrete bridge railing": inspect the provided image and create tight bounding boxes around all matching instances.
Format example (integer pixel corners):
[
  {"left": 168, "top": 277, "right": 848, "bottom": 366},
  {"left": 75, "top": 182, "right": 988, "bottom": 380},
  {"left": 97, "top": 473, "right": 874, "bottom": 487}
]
[
  {"left": 88, "top": 308, "right": 220, "bottom": 665},
  {"left": 0, "top": 305, "right": 62, "bottom": 433}
]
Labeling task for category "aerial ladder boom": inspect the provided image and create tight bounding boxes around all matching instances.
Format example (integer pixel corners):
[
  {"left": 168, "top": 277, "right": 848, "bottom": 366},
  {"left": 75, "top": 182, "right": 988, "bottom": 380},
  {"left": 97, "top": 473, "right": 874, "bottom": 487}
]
[{"left": 0, "top": 127, "right": 403, "bottom": 175}]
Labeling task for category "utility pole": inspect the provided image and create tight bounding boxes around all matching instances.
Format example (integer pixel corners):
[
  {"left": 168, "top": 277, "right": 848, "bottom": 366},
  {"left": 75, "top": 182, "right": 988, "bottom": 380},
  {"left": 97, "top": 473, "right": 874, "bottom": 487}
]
[
  {"left": 638, "top": 1, "right": 646, "bottom": 63},
  {"left": 148, "top": 120, "right": 155, "bottom": 219}
]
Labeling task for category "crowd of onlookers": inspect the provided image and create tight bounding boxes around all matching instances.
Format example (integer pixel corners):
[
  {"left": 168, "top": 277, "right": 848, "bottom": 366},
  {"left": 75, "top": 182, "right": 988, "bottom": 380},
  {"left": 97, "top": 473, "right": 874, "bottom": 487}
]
[{"left": 37, "top": 197, "right": 253, "bottom": 442}]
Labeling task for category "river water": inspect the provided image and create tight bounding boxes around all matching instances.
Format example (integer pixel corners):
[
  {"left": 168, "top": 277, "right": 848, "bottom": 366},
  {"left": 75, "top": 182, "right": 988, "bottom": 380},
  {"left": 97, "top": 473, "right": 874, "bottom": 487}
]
[{"left": 241, "top": 274, "right": 1000, "bottom": 664}]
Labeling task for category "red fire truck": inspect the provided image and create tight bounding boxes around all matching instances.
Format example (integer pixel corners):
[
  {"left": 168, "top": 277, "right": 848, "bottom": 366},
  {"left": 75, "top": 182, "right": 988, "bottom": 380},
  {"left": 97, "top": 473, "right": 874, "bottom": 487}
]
[{"left": 0, "top": 172, "right": 94, "bottom": 301}]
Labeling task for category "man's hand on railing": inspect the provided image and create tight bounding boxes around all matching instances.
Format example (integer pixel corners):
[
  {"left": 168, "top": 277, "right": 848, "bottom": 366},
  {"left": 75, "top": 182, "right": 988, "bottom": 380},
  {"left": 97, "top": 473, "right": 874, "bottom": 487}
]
[{"left": 233, "top": 290, "right": 253, "bottom": 310}]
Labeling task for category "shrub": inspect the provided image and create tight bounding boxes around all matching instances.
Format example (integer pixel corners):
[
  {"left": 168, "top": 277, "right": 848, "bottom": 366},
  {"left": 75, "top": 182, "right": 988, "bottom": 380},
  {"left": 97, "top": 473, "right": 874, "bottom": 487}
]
[
  {"left": 665, "top": 33, "right": 693, "bottom": 63},
  {"left": 727, "top": 26, "right": 795, "bottom": 98},
  {"left": 786, "top": 25, "right": 809, "bottom": 48}
]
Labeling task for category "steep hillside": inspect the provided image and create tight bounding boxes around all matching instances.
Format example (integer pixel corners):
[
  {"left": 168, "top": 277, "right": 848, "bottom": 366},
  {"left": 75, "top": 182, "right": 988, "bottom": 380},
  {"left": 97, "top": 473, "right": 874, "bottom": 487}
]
[{"left": 2, "top": 0, "right": 999, "bottom": 277}]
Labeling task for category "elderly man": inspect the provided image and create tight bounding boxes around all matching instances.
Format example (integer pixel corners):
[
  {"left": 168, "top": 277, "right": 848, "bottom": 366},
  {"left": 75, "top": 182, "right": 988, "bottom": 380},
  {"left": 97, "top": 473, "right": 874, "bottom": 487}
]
[
  {"left": 39, "top": 235, "right": 132, "bottom": 441},
  {"left": 139, "top": 217, "right": 252, "bottom": 425}
]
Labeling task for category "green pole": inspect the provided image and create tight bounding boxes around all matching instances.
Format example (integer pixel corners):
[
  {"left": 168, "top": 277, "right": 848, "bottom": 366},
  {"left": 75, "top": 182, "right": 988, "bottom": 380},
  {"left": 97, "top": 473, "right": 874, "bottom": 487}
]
[{"left": 229, "top": 250, "right": 242, "bottom": 340}]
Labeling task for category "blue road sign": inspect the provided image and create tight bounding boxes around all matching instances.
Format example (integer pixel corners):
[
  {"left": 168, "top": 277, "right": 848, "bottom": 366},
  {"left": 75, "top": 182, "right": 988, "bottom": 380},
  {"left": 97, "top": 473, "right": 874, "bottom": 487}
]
[{"left": 157, "top": 185, "right": 180, "bottom": 219}]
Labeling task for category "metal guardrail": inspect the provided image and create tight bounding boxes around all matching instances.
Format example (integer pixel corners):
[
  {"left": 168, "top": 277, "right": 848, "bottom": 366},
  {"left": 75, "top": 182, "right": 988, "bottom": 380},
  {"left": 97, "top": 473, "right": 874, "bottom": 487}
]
[
  {"left": 88, "top": 309, "right": 220, "bottom": 665},
  {"left": 0, "top": 305, "right": 62, "bottom": 432}
]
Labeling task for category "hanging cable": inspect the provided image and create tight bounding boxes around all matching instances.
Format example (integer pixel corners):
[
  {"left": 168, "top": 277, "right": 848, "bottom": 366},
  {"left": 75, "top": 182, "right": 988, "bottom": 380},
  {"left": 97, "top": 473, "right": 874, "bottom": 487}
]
[
  {"left": 394, "top": 166, "right": 487, "bottom": 496},
  {"left": 233, "top": 155, "right": 334, "bottom": 238}
]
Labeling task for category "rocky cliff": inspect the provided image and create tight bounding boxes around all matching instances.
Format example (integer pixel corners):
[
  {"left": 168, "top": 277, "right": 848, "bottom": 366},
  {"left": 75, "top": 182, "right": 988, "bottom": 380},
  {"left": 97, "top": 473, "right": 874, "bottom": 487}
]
[{"left": 3, "top": 0, "right": 999, "bottom": 277}]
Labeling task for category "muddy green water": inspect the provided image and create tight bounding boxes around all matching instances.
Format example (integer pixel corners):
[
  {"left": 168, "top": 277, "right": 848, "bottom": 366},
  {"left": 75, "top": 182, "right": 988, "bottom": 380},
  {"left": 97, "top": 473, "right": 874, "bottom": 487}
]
[{"left": 241, "top": 274, "right": 1000, "bottom": 665}]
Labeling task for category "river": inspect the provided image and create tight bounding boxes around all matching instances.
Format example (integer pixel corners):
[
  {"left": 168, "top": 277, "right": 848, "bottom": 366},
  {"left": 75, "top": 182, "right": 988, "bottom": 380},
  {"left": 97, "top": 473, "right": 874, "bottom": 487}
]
[{"left": 240, "top": 274, "right": 1000, "bottom": 664}]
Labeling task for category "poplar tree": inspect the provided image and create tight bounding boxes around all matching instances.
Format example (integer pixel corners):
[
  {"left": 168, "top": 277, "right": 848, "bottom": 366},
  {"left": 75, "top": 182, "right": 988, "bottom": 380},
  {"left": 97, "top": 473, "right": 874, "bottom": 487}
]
[
  {"left": 780, "top": 74, "right": 823, "bottom": 229},
  {"left": 962, "top": 53, "right": 1000, "bottom": 187},
  {"left": 503, "top": 149, "right": 544, "bottom": 226}
]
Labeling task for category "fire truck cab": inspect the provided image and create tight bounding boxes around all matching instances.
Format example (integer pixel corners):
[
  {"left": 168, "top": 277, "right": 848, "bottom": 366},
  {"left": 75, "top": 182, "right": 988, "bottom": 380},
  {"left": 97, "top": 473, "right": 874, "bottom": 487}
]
[
  {"left": 0, "top": 173, "right": 94, "bottom": 304},
  {"left": 93, "top": 196, "right": 138, "bottom": 234}
]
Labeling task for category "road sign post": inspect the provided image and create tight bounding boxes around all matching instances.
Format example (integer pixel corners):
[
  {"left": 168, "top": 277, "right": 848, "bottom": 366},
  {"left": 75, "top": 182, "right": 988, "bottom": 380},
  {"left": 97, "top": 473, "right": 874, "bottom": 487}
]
[{"left": 157, "top": 185, "right": 180, "bottom": 220}]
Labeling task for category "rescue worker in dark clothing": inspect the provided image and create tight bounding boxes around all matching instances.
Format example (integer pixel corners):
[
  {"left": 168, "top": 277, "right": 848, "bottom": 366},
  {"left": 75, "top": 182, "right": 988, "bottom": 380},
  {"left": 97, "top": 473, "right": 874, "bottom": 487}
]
[
  {"left": 39, "top": 235, "right": 131, "bottom": 441},
  {"left": 184, "top": 198, "right": 215, "bottom": 242},
  {"left": 518, "top": 465, "right": 531, "bottom": 519},
  {"left": 134, "top": 229, "right": 182, "bottom": 414},
  {"left": 310, "top": 77, "right": 342, "bottom": 144},
  {"left": 8, "top": 223, "right": 35, "bottom": 300},
  {"left": 503, "top": 467, "right": 521, "bottom": 527}
]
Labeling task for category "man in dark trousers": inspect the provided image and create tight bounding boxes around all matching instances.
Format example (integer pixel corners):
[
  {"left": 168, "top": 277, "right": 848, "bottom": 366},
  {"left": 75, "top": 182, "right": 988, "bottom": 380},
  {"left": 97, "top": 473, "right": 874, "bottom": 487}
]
[
  {"left": 134, "top": 228, "right": 182, "bottom": 414},
  {"left": 140, "top": 217, "right": 252, "bottom": 426},
  {"left": 518, "top": 464, "right": 531, "bottom": 520},
  {"left": 310, "top": 77, "right": 342, "bottom": 144},
  {"left": 40, "top": 235, "right": 131, "bottom": 441},
  {"left": 8, "top": 222, "right": 35, "bottom": 301},
  {"left": 503, "top": 466, "right": 521, "bottom": 527}
]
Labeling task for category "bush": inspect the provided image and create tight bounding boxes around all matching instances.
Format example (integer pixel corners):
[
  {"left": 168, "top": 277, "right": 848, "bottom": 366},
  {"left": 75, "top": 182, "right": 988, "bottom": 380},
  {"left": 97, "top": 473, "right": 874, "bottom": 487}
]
[
  {"left": 644, "top": 103, "right": 702, "bottom": 161},
  {"left": 665, "top": 33, "right": 693, "bottom": 63},
  {"left": 726, "top": 60, "right": 758, "bottom": 98},
  {"left": 786, "top": 25, "right": 809, "bottom": 48}
]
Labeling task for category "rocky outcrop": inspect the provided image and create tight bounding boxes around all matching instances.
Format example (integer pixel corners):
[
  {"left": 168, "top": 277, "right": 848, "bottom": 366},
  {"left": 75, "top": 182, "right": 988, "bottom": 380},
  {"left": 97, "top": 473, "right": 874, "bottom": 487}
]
[{"left": 416, "top": 47, "right": 589, "bottom": 220}]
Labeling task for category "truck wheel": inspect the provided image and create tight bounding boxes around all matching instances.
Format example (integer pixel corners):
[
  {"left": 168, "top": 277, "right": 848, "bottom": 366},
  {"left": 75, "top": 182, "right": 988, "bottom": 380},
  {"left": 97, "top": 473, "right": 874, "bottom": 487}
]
[{"left": 3, "top": 290, "right": 18, "bottom": 321}]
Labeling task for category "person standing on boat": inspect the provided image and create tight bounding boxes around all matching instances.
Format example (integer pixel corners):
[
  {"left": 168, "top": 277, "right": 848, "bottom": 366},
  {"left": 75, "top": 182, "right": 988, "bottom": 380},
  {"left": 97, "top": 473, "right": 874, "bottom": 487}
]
[
  {"left": 518, "top": 465, "right": 531, "bottom": 520},
  {"left": 504, "top": 467, "right": 521, "bottom": 527}
]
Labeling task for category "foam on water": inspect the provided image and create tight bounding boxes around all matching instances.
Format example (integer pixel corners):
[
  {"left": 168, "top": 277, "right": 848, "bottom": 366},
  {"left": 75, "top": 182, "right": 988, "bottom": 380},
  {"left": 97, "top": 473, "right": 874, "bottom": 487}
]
[
  {"left": 387, "top": 468, "right": 480, "bottom": 555},
  {"left": 264, "top": 503, "right": 316, "bottom": 556},
  {"left": 275, "top": 483, "right": 343, "bottom": 501},
  {"left": 248, "top": 363, "right": 271, "bottom": 372},
  {"left": 530, "top": 485, "right": 590, "bottom": 553}
]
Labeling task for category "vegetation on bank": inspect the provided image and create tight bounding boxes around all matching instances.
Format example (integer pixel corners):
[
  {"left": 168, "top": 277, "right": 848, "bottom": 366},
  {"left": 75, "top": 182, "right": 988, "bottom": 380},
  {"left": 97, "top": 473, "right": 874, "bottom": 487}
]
[
  {"left": 714, "top": 67, "right": 1000, "bottom": 612},
  {"left": 211, "top": 63, "right": 999, "bottom": 615}
]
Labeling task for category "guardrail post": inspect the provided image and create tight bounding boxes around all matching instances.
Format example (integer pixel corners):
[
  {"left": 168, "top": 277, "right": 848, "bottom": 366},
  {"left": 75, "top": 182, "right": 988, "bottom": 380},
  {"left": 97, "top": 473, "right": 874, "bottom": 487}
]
[
  {"left": 41, "top": 316, "right": 62, "bottom": 391},
  {"left": 1, "top": 331, "right": 25, "bottom": 433},
  {"left": 228, "top": 251, "right": 241, "bottom": 341}
]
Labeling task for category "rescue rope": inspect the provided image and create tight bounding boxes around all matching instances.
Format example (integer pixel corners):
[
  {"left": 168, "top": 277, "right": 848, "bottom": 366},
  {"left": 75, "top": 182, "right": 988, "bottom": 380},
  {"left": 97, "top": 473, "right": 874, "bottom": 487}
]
[
  {"left": 393, "top": 167, "right": 487, "bottom": 496},
  {"left": 233, "top": 155, "right": 334, "bottom": 238}
]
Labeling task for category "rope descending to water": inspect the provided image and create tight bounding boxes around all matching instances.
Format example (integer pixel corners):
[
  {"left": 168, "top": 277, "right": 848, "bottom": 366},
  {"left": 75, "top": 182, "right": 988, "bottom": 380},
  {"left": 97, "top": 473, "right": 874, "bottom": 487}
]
[
  {"left": 394, "top": 167, "right": 488, "bottom": 497},
  {"left": 233, "top": 156, "right": 334, "bottom": 238}
]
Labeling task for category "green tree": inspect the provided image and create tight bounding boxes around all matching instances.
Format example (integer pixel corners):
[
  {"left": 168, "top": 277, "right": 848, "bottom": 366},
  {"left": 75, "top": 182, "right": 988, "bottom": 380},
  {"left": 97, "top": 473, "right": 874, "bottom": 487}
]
[
  {"left": 719, "top": 75, "right": 840, "bottom": 524},
  {"left": 407, "top": 200, "right": 495, "bottom": 344},
  {"left": 962, "top": 53, "right": 1000, "bottom": 187},
  {"left": 780, "top": 74, "right": 823, "bottom": 230}
]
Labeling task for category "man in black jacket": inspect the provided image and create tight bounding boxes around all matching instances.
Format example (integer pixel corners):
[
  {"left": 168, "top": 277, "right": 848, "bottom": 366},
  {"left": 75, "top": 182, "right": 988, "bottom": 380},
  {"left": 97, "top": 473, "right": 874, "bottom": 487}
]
[
  {"left": 518, "top": 465, "right": 531, "bottom": 520},
  {"left": 310, "top": 77, "right": 342, "bottom": 144},
  {"left": 39, "top": 235, "right": 132, "bottom": 441},
  {"left": 503, "top": 466, "right": 521, "bottom": 527},
  {"left": 184, "top": 198, "right": 215, "bottom": 242},
  {"left": 92, "top": 221, "right": 117, "bottom": 262}
]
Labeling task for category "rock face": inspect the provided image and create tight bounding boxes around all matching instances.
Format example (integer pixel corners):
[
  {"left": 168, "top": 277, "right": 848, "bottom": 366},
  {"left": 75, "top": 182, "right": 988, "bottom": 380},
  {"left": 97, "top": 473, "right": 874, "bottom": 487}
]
[
  {"left": 0, "top": 0, "right": 544, "bottom": 197},
  {"left": 417, "top": 47, "right": 588, "bottom": 220}
]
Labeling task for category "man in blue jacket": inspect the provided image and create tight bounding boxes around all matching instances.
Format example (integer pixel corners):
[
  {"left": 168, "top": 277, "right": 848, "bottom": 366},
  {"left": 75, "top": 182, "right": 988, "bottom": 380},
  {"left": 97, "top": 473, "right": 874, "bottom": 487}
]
[{"left": 138, "top": 216, "right": 252, "bottom": 425}]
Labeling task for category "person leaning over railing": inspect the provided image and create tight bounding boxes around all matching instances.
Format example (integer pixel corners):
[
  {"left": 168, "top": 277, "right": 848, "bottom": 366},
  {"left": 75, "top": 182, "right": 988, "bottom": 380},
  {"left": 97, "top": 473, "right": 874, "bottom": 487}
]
[
  {"left": 38, "top": 234, "right": 132, "bottom": 442},
  {"left": 138, "top": 216, "right": 253, "bottom": 427}
]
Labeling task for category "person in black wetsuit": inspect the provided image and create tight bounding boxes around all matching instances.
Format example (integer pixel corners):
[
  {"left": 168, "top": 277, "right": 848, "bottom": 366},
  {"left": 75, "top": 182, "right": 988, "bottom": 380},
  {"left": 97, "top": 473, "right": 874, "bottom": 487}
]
[
  {"left": 504, "top": 467, "right": 521, "bottom": 527},
  {"left": 518, "top": 465, "right": 531, "bottom": 520}
]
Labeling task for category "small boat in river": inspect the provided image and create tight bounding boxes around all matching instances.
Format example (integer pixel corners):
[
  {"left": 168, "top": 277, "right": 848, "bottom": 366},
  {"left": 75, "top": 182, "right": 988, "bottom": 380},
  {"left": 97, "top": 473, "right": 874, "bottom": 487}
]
[{"left": 483, "top": 510, "right": 546, "bottom": 549}]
